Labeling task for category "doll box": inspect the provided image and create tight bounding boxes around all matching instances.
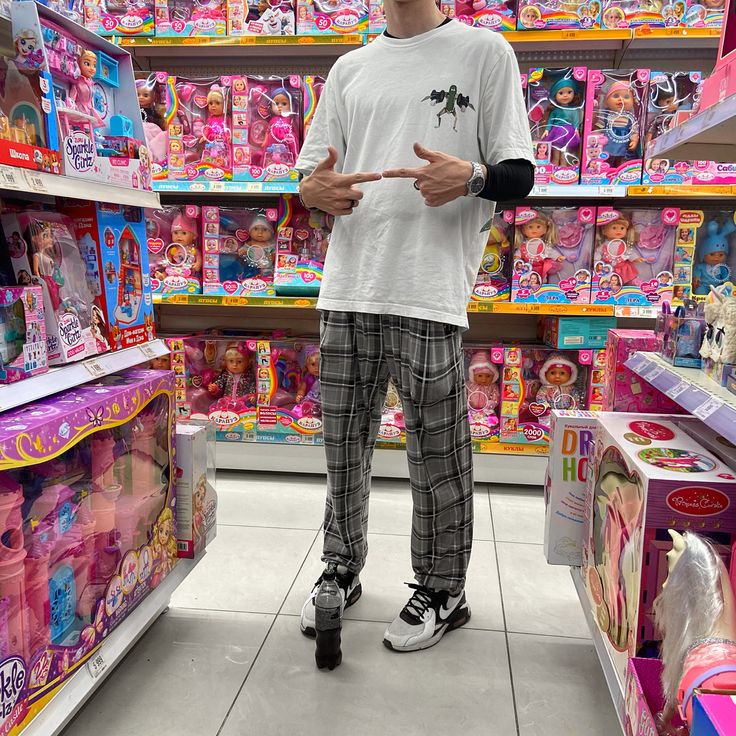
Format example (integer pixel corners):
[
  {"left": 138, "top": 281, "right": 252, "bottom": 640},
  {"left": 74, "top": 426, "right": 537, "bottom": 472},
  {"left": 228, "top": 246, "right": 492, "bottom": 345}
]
[
  {"left": 0, "top": 369, "right": 176, "bottom": 736},
  {"left": 581, "top": 413, "right": 736, "bottom": 689},
  {"left": 684, "top": 210, "right": 736, "bottom": 301},
  {"left": 228, "top": 0, "right": 296, "bottom": 35},
  {"left": 692, "top": 694, "right": 736, "bottom": 735},
  {"left": 0, "top": 57, "right": 62, "bottom": 175},
  {"left": 456, "top": 1, "right": 517, "bottom": 32},
  {"left": 544, "top": 410, "right": 597, "bottom": 566},
  {"left": 471, "top": 210, "right": 514, "bottom": 304},
  {"left": 465, "top": 345, "right": 503, "bottom": 443},
  {"left": 517, "top": 0, "right": 599, "bottom": 31},
  {"left": 543, "top": 315, "right": 616, "bottom": 349},
  {"left": 0, "top": 286, "right": 47, "bottom": 385},
  {"left": 11, "top": 2, "right": 151, "bottom": 191},
  {"left": 175, "top": 423, "right": 217, "bottom": 558},
  {"left": 625, "top": 658, "right": 688, "bottom": 736},
  {"left": 684, "top": 0, "right": 725, "bottom": 28},
  {"left": 659, "top": 311, "right": 705, "bottom": 368},
  {"left": 84, "top": 0, "right": 155, "bottom": 36},
  {"left": 378, "top": 378, "right": 405, "bottom": 446},
  {"left": 599, "top": 0, "right": 678, "bottom": 29},
  {"left": 154, "top": 0, "right": 227, "bottom": 37},
  {"left": 62, "top": 201, "right": 155, "bottom": 351},
  {"left": 296, "top": 0, "right": 368, "bottom": 34}
]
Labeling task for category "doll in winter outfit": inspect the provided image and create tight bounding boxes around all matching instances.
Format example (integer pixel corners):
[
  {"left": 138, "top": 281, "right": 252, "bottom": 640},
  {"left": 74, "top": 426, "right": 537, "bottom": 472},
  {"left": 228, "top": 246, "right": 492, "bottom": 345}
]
[
  {"left": 466, "top": 351, "right": 500, "bottom": 419},
  {"left": 535, "top": 354, "right": 581, "bottom": 423},
  {"left": 692, "top": 219, "right": 736, "bottom": 295},
  {"left": 208, "top": 345, "right": 256, "bottom": 414},
  {"left": 171, "top": 211, "right": 201, "bottom": 278}
]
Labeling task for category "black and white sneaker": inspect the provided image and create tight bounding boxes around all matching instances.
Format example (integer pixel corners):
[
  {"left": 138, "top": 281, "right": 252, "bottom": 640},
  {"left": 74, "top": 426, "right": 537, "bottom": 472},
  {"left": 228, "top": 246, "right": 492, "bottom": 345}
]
[
  {"left": 300, "top": 562, "right": 362, "bottom": 638},
  {"left": 383, "top": 583, "right": 471, "bottom": 652}
]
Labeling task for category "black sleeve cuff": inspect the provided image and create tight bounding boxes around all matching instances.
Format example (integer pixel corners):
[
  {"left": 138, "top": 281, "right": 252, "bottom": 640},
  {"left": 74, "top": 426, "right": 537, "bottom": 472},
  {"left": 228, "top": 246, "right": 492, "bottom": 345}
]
[{"left": 479, "top": 159, "right": 535, "bottom": 202}]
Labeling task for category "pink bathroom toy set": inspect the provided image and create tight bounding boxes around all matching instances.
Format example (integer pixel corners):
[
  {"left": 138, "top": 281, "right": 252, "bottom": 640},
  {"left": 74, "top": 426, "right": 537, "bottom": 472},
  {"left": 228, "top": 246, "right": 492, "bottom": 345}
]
[{"left": 0, "top": 286, "right": 47, "bottom": 386}]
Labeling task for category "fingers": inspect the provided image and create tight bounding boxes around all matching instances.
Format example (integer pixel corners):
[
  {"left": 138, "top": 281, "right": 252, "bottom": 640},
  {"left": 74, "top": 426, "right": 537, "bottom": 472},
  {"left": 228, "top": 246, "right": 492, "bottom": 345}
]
[
  {"left": 344, "top": 171, "right": 383, "bottom": 184},
  {"left": 413, "top": 142, "right": 441, "bottom": 162},
  {"left": 313, "top": 146, "right": 339, "bottom": 172},
  {"left": 382, "top": 166, "right": 425, "bottom": 179}
]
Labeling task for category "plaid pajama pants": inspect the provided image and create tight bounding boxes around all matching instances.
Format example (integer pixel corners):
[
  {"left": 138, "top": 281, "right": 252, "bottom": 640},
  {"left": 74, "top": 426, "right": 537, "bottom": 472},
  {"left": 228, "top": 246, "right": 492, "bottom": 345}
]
[{"left": 319, "top": 311, "right": 474, "bottom": 594}]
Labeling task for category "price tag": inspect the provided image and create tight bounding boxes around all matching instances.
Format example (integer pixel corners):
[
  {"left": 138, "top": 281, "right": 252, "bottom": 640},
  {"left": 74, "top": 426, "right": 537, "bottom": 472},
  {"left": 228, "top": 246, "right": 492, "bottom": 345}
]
[
  {"left": 24, "top": 171, "right": 48, "bottom": 193},
  {"left": 644, "top": 365, "right": 665, "bottom": 381},
  {"left": 87, "top": 652, "right": 107, "bottom": 679},
  {"left": 84, "top": 359, "right": 106, "bottom": 378},
  {"left": 209, "top": 181, "right": 224, "bottom": 192},
  {"left": 139, "top": 343, "right": 158, "bottom": 360},
  {"left": 533, "top": 185, "right": 549, "bottom": 196},
  {"left": 245, "top": 183, "right": 262, "bottom": 193},
  {"left": 599, "top": 186, "right": 615, "bottom": 196},
  {"left": 693, "top": 397, "right": 723, "bottom": 420},
  {"left": 665, "top": 381, "right": 688, "bottom": 399},
  {"left": 0, "top": 167, "right": 24, "bottom": 190}
]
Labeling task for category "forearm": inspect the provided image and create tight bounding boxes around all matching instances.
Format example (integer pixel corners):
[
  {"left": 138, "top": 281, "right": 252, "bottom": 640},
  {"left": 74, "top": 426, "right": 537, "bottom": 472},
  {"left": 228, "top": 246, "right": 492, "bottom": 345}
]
[{"left": 478, "top": 159, "right": 535, "bottom": 202}]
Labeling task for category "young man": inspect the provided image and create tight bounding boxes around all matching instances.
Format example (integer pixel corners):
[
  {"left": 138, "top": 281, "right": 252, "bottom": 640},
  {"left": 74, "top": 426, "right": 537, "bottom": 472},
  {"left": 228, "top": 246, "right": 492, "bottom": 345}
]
[{"left": 296, "top": 0, "right": 534, "bottom": 653}]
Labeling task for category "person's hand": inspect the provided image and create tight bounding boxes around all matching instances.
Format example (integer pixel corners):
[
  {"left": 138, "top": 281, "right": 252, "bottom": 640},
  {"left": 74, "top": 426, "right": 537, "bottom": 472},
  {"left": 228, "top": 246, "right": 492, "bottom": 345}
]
[
  {"left": 300, "top": 147, "right": 382, "bottom": 216},
  {"left": 383, "top": 143, "right": 475, "bottom": 207}
]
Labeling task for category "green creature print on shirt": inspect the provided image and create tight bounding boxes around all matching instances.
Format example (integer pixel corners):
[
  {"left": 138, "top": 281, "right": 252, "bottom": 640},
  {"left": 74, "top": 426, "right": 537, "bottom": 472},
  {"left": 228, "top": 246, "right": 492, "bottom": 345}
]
[{"left": 421, "top": 85, "right": 476, "bottom": 131}]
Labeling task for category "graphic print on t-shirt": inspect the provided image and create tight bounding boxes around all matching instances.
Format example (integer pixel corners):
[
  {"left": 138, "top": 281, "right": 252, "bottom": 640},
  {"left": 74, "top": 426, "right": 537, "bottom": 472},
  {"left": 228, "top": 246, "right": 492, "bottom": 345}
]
[{"left": 421, "top": 85, "right": 476, "bottom": 132}]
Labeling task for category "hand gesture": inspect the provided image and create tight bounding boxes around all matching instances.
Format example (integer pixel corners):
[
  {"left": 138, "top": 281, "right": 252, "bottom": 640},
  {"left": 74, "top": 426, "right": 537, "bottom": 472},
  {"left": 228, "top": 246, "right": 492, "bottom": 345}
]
[
  {"left": 383, "top": 143, "right": 475, "bottom": 207},
  {"left": 300, "top": 146, "right": 382, "bottom": 216}
]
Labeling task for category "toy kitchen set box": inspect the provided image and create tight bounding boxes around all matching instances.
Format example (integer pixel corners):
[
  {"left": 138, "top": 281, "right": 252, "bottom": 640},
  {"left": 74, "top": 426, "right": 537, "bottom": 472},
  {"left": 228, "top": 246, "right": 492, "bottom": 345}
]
[{"left": 10, "top": 1, "right": 151, "bottom": 190}]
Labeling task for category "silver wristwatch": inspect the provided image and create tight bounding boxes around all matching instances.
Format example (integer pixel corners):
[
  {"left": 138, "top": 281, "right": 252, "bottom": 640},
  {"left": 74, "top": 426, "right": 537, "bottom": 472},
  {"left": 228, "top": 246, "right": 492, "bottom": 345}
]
[{"left": 466, "top": 161, "right": 486, "bottom": 197}]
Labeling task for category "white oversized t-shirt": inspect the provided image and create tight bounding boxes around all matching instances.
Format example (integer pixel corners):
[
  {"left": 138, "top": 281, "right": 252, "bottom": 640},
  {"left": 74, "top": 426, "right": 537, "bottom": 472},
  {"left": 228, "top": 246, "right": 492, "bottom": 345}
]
[{"left": 296, "top": 20, "right": 533, "bottom": 328}]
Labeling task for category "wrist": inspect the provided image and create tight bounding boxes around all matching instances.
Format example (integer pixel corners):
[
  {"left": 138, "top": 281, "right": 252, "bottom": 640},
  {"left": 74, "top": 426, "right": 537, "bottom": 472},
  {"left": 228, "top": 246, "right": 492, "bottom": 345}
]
[{"left": 465, "top": 161, "right": 487, "bottom": 197}]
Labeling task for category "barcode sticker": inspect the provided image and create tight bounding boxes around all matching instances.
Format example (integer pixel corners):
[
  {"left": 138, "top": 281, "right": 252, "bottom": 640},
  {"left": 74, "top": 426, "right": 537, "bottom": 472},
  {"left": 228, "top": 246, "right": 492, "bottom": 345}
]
[
  {"left": 84, "top": 359, "right": 106, "bottom": 378},
  {"left": 693, "top": 397, "right": 723, "bottom": 420},
  {"left": 87, "top": 652, "right": 107, "bottom": 679},
  {"left": 665, "top": 381, "right": 688, "bottom": 399}
]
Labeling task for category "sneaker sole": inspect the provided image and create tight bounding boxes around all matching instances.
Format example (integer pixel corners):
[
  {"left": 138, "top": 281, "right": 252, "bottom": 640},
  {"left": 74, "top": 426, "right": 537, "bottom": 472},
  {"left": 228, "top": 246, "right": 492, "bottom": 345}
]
[
  {"left": 300, "top": 583, "right": 363, "bottom": 638},
  {"left": 383, "top": 606, "right": 471, "bottom": 653}
]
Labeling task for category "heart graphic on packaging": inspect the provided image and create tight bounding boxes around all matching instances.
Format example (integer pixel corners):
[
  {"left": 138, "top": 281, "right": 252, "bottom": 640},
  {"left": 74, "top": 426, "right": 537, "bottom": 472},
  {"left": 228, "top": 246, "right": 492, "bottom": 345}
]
[
  {"left": 150, "top": 278, "right": 161, "bottom": 291},
  {"left": 303, "top": 272, "right": 316, "bottom": 283},
  {"left": 295, "top": 229, "right": 310, "bottom": 241},
  {"left": 559, "top": 277, "right": 577, "bottom": 291},
  {"left": 148, "top": 238, "right": 165, "bottom": 254},
  {"left": 191, "top": 375, "right": 202, "bottom": 388},
  {"left": 249, "top": 166, "right": 264, "bottom": 178},
  {"left": 235, "top": 229, "right": 249, "bottom": 241},
  {"left": 640, "top": 280, "right": 659, "bottom": 294},
  {"left": 193, "top": 94, "right": 208, "bottom": 108},
  {"left": 102, "top": 15, "right": 117, "bottom": 31},
  {"left": 529, "top": 402, "right": 547, "bottom": 417},
  {"left": 522, "top": 425, "right": 544, "bottom": 442},
  {"left": 223, "top": 281, "right": 239, "bottom": 295},
  {"left": 171, "top": 19, "right": 186, "bottom": 33}
]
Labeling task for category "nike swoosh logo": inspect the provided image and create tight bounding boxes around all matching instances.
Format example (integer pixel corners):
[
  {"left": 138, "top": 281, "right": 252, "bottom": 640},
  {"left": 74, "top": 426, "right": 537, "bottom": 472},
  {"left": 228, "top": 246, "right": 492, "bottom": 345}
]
[{"left": 437, "top": 598, "right": 461, "bottom": 622}]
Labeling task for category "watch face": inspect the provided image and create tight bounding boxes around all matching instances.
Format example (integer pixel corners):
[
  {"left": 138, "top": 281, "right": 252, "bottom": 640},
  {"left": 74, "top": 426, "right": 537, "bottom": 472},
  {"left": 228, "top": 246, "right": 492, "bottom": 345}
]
[{"left": 470, "top": 177, "right": 484, "bottom": 195}]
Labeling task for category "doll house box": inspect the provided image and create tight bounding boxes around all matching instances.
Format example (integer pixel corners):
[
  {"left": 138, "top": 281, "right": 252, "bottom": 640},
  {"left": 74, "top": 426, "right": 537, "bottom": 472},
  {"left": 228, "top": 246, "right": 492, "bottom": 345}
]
[
  {"left": 0, "top": 369, "right": 177, "bottom": 736},
  {"left": 11, "top": 1, "right": 151, "bottom": 191},
  {"left": 581, "top": 413, "right": 736, "bottom": 689},
  {"left": 61, "top": 201, "right": 155, "bottom": 351}
]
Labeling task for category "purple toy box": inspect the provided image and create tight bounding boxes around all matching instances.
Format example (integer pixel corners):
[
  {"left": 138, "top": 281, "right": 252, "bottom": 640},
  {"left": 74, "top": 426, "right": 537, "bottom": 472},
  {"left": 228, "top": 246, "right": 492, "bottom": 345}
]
[{"left": 0, "top": 369, "right": 176, "bottom": 736}]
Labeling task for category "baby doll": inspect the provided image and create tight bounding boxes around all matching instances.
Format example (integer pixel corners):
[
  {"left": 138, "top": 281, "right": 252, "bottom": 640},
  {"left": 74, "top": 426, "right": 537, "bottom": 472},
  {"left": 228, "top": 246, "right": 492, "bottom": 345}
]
[
  {"left": 596, "top": 80, "right": 640, "bottom": 169},
  {"left": 596, "top": 214, "right": 642, "bottom": 286},
  {"left": 201, "top": 86, "right": 230, "bottom": 167},
  {"left": 535, "top": 354, "right": 580, "bottom": 421},
  {"left": 466, "top": 351, "right": 500, "bottom": 418},
  {"left": 541, "top": 78, "right": 582, "bottom": 167},
  {"left": 262, "top": 87, "right": 299, "bottom": 168},
  {"left": 207, "top": 345, "right": 256, "bottom": 414},
  {"left": 645, "top": 80, "right": 679, "bottom": 147},
  {"left": 69, "top": 50, "right": 103, "bottom": 125},
  {"left": 692, "top": 219, "right": 736, "bottom": 295},
  {"left": 514, "top": 212, "right": 564, "bottom": 282},
  {"left": 238, "top": 216, "right": 275, "bottom": 279},
  {"left": 171, "top": 212, "right": 202, "bottom": 278},
  {"left": 294, "top": 345, "right": 321, "bottom": 418}
]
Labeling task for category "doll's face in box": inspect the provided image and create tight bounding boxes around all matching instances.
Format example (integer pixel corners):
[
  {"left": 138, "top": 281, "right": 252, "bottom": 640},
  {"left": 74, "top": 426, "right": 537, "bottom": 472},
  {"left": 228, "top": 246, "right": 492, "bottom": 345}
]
[
  {"left": 305, "top": 353, "right": 320, "bottom": 375},
  {"left": 554, "top": 85, "right": 575, "bottom": 107},
  {"left": 606, "top": 87, "right": 635, "bottom": 112},
  {"left": 172, "top": 225, "right": 195, "bottom": 247},
  {"left": 33, "top": 226, "right": 53, "bottom": 251},
  {"left": 138, "top": 86, "right": 155, "bottom": 108},
  {"left": 250, "top": 221, "right": 273, "bottom": 243},
  {"left": 545, "top": 365, "right": 573, "bottom": 386},
  {"left": 704, "top": 250, "right": 728, "bottom": 266},
  {"left": 225, "top": 350, "right": 249, "bottom": 374},
  {"left": 603, "top": 219, "right": 628, "bottom": 240},
  {"left": 272, "top": 93, "right": 292, "bottom": 117},
  {"left": 523, "top": 218, "right": 547, "bottom": 240},
  {"left": 473, "top": 368, "right": 494, "bottom": 386},
  {"left": 208, "top": 95, "right": 224, "bottom": 117}
]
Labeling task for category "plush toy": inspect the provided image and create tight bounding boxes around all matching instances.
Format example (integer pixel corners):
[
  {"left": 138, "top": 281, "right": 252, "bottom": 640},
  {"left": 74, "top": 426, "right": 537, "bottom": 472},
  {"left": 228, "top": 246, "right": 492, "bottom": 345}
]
[
  {"left": 700, "top": 284, "right": 736, "bottom": 365},
  {"left": 692, "top": 219, "right": 736, "bottom": 295}
]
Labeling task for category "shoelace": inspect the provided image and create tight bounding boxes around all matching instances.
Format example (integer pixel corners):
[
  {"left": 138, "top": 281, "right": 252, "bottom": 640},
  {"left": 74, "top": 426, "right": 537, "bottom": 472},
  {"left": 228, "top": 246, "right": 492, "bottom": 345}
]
[{"left": 401, "top": 584, "right": 435, "bottom": 623}]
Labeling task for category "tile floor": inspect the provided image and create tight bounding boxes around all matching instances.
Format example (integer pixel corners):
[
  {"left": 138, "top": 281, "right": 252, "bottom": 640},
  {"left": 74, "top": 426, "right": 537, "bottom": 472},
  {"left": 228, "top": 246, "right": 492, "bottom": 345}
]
[{"left": 66, "top": 472, "right": 621, "bottom": 736}]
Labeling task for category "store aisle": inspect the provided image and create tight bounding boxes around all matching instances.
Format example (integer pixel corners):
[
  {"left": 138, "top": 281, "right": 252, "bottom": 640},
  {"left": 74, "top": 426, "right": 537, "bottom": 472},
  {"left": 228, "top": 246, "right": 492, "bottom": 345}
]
[{"left": 66, "top": 472, "right": 620, "bottom": 736}]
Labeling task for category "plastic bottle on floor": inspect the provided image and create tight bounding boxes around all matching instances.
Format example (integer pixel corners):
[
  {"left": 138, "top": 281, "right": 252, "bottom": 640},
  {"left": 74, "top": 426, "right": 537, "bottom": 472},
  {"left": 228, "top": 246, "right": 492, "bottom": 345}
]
[{"left": 314, "top": 569, "right": 342, "bottom": 670}]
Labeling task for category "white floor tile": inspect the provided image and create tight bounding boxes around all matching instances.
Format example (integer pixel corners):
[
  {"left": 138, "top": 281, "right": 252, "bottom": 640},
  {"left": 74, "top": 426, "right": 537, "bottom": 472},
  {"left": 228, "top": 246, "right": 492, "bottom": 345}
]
[
  {"left": 497, "top": 542, "right": 589, "bottom": 639},
  {"left": 368, "top": 479, "right": 493, "bottom": 541},
  {"left": 219, "top": 616, "right": 516, "bottom": 736},
  {"left": 171, "top": 524, "right": 317, "bottom": 614},
  {"left": 490, "top": 488, "right": 545, "bottom": 545},
  {"left": 68, "top": 609, "right": 273, "bottom": 736},
  {"left": 282, "top": 532, "right": 504, "bottom": 631},
  {"left": 510, "top": 633, "right": 620, "bottom": 736},
  {"left": 216, "top": 470, "right": 326, "bottom": 530}
]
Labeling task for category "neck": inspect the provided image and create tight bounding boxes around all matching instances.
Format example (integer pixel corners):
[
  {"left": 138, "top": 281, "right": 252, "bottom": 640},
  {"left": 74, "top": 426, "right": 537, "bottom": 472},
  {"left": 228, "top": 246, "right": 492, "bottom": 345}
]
[{"left": 385, "top": 0, "right": 445, "bottom": 38}]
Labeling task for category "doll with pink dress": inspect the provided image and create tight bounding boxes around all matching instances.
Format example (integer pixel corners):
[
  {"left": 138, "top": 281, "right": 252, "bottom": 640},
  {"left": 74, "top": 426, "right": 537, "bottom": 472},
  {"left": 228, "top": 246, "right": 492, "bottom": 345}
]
[
  {"left": 293, "top": 344, "right": 321, "bottom": 418},
  {"left": 207, "top": 344, "right": 256, "bottom": 414}
]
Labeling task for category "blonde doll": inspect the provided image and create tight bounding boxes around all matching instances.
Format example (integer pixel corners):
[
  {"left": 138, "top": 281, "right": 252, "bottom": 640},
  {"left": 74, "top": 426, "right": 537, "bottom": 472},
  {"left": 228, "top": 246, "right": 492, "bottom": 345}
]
[
  {"left": 514, "top": 211, "right": 564, "bottom": 281},
  {"left": 595, "top": 213, "right": 643, "bottom": 286}
]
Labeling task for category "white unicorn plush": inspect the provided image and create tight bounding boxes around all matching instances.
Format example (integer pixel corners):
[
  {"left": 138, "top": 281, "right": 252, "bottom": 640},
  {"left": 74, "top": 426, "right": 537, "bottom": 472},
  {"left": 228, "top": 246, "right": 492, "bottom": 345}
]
[{"left": 700, "top": 283, "right": 736, "bottom": 364}]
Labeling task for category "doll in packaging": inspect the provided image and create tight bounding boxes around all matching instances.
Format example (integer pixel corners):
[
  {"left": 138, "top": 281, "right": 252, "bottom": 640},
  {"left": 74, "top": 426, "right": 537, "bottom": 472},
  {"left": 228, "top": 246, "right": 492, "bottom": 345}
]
[
  {"left": 465, "top": 349, "right": 501, "bottom": 439},
  {"left": 583, "top": 70, "right": 648, "bottom": 185},
  {"left": 294, "top": 344, "right": 321, "bottom": 418},
  {"left": 600, "top": 0, "right": 678, "bottom": 28},
  {"left": 136, "top": 75, "right": 169, "bottom": 176},
  {"left": 229, "top": 0, "right": 296, "bottom": 34},
  {"left": 146, "top": 205, "right": 202, "bottom": 294},
  {"left": 471, "top": 210, "right": 514, "bottom": 303},
  {"left": 684, "top": 0, "right": 725, "bottom": 27},
  {"left": 691, "top": 213, "right": 736, "bottom": 296},
  {"left": 297, "top": 0, "right": 368, "bottom": 33},
  {"left": 455, "top": 0, "right": 516, "bottom": 31},
  {"left": 208, "top": 343, "right": 256, "bottom": 414},
  {"left": 154, "top": 0, "right": 227, "bottom": 36},
  {"left": 517, "top": 0, "right": 601, "bottom": 29}
]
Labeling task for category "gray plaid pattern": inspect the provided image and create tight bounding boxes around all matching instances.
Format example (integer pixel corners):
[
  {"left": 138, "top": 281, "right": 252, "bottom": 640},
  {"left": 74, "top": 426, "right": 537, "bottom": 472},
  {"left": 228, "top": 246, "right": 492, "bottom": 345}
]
[{"left": 319, "top": 311, "right": 474, "bottom": 594}]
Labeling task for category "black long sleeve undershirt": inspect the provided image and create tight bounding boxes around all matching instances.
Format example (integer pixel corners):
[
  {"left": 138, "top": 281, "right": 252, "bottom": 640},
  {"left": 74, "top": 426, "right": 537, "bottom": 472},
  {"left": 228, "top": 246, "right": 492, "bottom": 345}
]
[{"left": 480, "top": 159, "right": 535, "bottom": 202}]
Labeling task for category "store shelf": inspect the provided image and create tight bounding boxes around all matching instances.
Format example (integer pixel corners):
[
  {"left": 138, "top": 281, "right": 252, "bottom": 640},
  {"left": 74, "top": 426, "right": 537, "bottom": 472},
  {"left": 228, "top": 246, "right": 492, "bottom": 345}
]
[
  {"left": 22, "top": 553, "right": 203, "bottom": 736},
  {"left": 153, "top": 293, "right": 317, "bottom": 308},
  {"left": 626, "top": 184, "right": 736, "bottom": 198},
  {"left": 570, "top": 567, "right": 625, "bottom": 735},
  {"left": 646, "top": 93, "right": 736, "bottom": 162},
  {"left": 0, "top": 340, "right": 168, "bottom": 413},
  {"left": 625, "top": 352, "right": 736, "bottom": 445},
  {"left": 154, "top": 180, "right": 298, "bottom": 195},
  {"left": 0, "top": 165, "right": 160, "bottom": 208},
  {"left": 217, "top": 440, "right": 548, "bottom": 485},
  {"left": 530, "top": 183, "right": 736, "bottom": 199},
  {"left": 530, "top": 184, "right": 627, "bottom": 198},
  {"left": 488, "top": 303, "right": 614, "bottom": 316}
]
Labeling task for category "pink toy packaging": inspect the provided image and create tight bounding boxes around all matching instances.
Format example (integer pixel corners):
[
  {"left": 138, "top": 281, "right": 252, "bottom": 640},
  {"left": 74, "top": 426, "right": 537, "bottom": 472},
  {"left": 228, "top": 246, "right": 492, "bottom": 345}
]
[
  {"left": 61, "top": 201, "right": 155, "bottom": 351},
  {"left": 517, "top": 0, "right": 600, "bottom": 29},
  {"left": 471, "top": 210, "right": 514, "bottom": 304},
  {"left": 625, "top": 658, "right": 687, "bottom": 736},
  {"left": 175, "top": 423, "right": 217, "bottom": 558},
  {"left": 602, "top": 328, "right": 683, "bottom": 414},
  {"left": 684, "top": 0, "right": 726, "bottom": 28},
  {"left": 592, "top": 207, "right": 678, "bottom": 307},
  {"left": 136, "top": 73, "right": 169, "bottom": 183},
  {"left": 153, "top": 0, "right": 227, "bottom": 36},
  {"left": 587, "top": 348, "right": 608, "bottom": 410},
  {"left": 692, "top": 694, "right": 736, "bottom": 734},
  {"left": 599, "top": 0, "right": 682, "bottom": 28},
  {"left": 84, "top": 0, "right": 156, "bottom": 36},
  {"left": 1, "top": 210, "right": 105, "bottom": 365},
  {"left": 274, "top": 195, "right": 331, "bottom": 296},
  {"left": 11, "top": 1, "right": 151, "bottom": 190},
  {"left": 303, "top": 75, "right": 324, "bottom": 139},
  {"left": 581, "top": 413, "right": 736, "bottom": 688},
  {"left": 455, "top": 0, "right": 517, "bottom": 31},
  {"left": 256, "top": 338, "right": 324, "bottom": 444},
  {"left": 297, "top": 0, "right": 368, "bottom": 34},
  {"left": 231, "top": 74, "right": 302, "bottom": 185},
  {"left": 0, "top": 369, "right": 177, "bottom": 736},
  {"left": 697, "top": 0, "right": 736, "bottom": 112},
  {"left": 0, "top": 286, "right": 47, "bottom": 385},
  {"left": 687, "top": 210, "right": 736, "bottom": 299},
  {"left": 465, "top": 345, "right": 503, "bottom": 443},
  {"left": 582, "top": 69, "right": 649, "bottom": 186},
  {"left": 228, "top": 0, "right": 296, "bottom": 34},
  {"left": 378, "top": 379, "right": 405, "bottom": 446},
  {"left": 145, "top": 205, "right": 202, "bottom": 295},
  {"left": 544, "top": 410, "right": 597, "bottom": 566},
  {"left": 526, "top": 67, "right": 587, "bottom": 186},
  {"left": 369, "top": 0, "right": 451, "bottom": 32},
  {"left": 512, "top": 206, "right": 595, "bottom": 304},
  {"left": 167, "top": 76, "right": 232, "bottom": 183},
  {"left": 202, "top": 205, "right": 279, "bottom": 296},
  {"left": 500, "top": 345, "right": 590, "bottom": 445}
]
